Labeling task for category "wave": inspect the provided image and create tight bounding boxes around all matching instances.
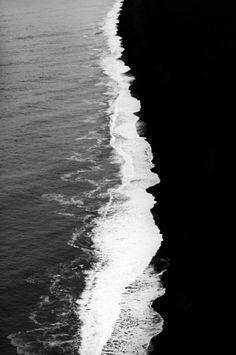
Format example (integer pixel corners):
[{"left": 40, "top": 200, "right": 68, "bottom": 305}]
[
  {"left": 77, "top": 1, "right": 163, "bottom": 354},
  {"left": 102, "top": 267, "right": 165, "bottom": 354}
]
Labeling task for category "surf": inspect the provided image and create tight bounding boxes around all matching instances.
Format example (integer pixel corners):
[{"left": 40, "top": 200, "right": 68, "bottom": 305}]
[{"left": 77, "top": 1, "right": 164, "bottom": 354}]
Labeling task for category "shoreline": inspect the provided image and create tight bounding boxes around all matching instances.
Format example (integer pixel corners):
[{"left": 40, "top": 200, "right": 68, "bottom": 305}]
[
  {"left": 118, "top": 0, "right": 228, "bottom": 353},
  {"left": 78, "top": 1, "right": 163, "bottom": 353}
]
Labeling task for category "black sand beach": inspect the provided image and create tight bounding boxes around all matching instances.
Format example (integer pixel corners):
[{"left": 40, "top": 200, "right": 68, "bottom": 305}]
[{"left": 118, "top": 1, "right": 230, "bottom": 354}]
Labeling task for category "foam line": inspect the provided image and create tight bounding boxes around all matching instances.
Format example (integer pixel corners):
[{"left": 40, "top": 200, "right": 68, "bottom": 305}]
[{"left": 77, "top": 1, "right": 163, "bottom": 354}]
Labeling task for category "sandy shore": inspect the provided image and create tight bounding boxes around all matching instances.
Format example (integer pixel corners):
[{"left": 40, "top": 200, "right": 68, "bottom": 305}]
[{"left": 118, "top": 1, "right": 230, "bottom": 354}]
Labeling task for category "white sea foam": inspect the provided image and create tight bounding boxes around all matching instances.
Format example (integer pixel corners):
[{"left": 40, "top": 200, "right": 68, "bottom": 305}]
[
  {"left": 61, "top": 171, "right": 87, "bottom": 182},
  {"left": 57, "top": 212, "right": 75, "bottom": 217},
  {"left": 42, "top": 193, "right": 84, "bottom": 207},
  {"left": 67, "top": 153, "right": 101, "bottom": 166},
  {"left": 102, "top": 267, "right": 165, "bottom": 354},
  {"left": 66, "top": 152, "right": 84, "bottom": 162},
  {"left": 77, "top": 1, "right": 163, "bottom": 354},
  {"left": 75, "top": 131, "right": 104, "bottom": 144},
  {"left": 68, "top": 227, "right": 89, "bottom": 249}
]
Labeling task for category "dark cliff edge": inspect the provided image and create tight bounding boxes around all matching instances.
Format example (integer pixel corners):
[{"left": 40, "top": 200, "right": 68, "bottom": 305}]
[{"left": 118, "top": 1, "right": 231, "bottom": 354}]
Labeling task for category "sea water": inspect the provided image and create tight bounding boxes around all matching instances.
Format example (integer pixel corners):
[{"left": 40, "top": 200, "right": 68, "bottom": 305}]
[{"left": 0, "top": 1, "right": 163, "bottom": 354}]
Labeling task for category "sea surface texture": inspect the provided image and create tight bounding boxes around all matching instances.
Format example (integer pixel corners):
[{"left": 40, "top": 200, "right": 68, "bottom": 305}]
[{"left": 0, "top": 0, "right": 163, "bottom": 354}]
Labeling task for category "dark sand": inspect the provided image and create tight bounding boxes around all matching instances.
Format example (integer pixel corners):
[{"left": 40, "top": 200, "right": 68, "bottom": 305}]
[{"left": 118, "top": 1, "right": 230, "bottom": 354}]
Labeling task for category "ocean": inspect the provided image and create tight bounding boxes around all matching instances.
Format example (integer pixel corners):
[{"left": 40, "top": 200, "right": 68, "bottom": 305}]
[{"left": 0, "top": 0, "right": 163, "bottom": 354}]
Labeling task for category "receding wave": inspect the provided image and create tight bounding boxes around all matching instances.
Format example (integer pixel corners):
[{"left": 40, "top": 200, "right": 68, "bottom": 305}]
[
  {"left": 102, "top": 267, "right": 165, "bottom": 354},
  {"left": 77, "top": 1, "right": 163, "bottom": 354}
]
